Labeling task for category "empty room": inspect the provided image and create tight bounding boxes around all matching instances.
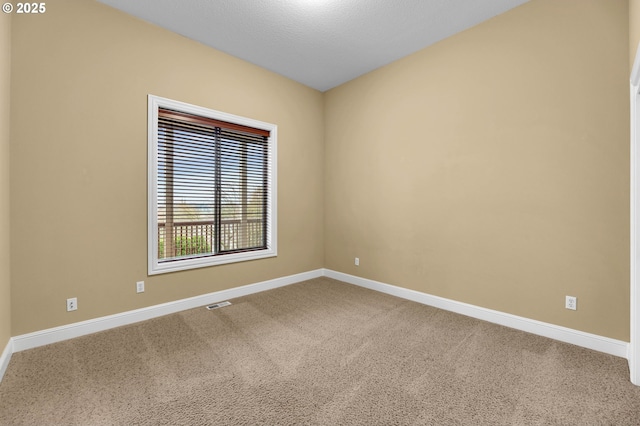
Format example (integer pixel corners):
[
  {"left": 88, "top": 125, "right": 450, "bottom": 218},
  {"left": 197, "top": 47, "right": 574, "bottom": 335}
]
[{"left": 2, "top": 0, "right": 640, "bottom": 423}]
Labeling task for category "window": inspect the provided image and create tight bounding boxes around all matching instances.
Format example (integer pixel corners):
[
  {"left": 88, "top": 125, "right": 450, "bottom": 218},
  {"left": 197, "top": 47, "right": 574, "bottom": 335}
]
[{"left": 148, "top": 95, "right": 277, "bottom": 275}]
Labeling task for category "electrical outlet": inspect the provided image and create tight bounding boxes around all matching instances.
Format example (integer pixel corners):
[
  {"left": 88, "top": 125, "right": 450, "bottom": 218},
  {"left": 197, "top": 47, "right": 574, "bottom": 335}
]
[
  {"left": 565, "top": 295, "right": 577, "bottom": 311},
  {"left": 355, "top": 257, "right": 360, "bottom": 266},
  {"left": 136, "top": 281, "right": 145, "bottom": 293},
  {"left": 66, "top": 297, "right": 77, "bottom": 312}
]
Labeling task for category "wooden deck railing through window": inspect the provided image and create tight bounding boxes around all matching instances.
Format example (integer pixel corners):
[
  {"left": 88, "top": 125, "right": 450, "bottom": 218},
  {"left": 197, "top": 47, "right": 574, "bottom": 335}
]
[{"left": 158, "top": 219, "right": 264, "bottom": 260}]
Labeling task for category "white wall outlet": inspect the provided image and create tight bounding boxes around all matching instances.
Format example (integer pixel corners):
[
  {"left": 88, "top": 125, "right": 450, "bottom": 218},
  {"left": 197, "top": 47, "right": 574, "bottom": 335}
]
[
  {"left": 66, "top": 297, "right": 77, "bottom": 312},
  {"left": 355, "top": 257, "right": 359, "bottom": 266},
  {"left": 136, "top": 281, "right": 145, "bottom": 293},
  {"left": 565, "top": 295, "right": 577, "bottom": 311}
]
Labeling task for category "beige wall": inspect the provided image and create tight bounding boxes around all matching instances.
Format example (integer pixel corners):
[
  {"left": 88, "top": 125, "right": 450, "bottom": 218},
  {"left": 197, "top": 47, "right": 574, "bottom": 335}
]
[
  {"left": 6, "top": 0, "right": 631, "bottom": 342},
  {"left": 0, "top": 12, "right": 11, "bottom": 350},
  {"left": 325, "top": 0, "right": 630, "bottom": 340},
  {"left": 631, "top": 0, "right": 640, "bottom": 68},
  {"left": 10, "top": 0, "right": 324, "bottom": 334}
]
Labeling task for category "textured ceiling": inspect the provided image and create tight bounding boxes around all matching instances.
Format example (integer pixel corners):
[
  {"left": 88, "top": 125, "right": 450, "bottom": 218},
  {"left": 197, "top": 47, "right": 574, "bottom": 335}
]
[{"left": 97, "top": 0, "right": 530, "bottom": 92}]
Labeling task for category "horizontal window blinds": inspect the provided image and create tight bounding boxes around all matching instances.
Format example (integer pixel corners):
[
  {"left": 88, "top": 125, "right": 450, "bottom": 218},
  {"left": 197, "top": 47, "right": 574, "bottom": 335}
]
[{"left": 157, "top": 108, "right": 270, "bottom": 263}]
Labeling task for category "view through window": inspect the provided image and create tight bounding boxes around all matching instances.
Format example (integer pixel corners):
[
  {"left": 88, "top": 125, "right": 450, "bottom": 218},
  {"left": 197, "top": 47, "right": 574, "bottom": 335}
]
[{"left": 148, "top": 96, "right": 277, "bottom": 274}]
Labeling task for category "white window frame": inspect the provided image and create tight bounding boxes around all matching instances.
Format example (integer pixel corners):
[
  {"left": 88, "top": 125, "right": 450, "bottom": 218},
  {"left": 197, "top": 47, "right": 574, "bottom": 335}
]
[{"left": 147, "top": 95, "right": 277, "bottom": 275}]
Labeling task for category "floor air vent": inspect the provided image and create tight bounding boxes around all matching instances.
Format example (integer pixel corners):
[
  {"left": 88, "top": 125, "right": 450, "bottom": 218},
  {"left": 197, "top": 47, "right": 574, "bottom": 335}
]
[{"left": 206, "top": 301, "right": 232, "bottom": 310}]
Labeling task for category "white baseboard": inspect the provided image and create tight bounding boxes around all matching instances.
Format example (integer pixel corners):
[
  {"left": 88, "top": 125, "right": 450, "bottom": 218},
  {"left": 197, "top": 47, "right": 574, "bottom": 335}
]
[
  {"left": 12, "top": 269, "right": 324, "bottom": 353},
  {"left": 0, "top": 337, "right": 13, "bottom": 382},
  {"left": 323, "top": 269, "right": 629, "bottom": 359},
  {"left": 6, "top": 267, "right": 629, "bottom": 371}
]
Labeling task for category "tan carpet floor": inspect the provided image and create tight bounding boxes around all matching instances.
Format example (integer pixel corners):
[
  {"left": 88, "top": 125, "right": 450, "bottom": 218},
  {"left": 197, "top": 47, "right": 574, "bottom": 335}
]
[{"left": 1, "top": 277, "right": 640, "bottom": 425}]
